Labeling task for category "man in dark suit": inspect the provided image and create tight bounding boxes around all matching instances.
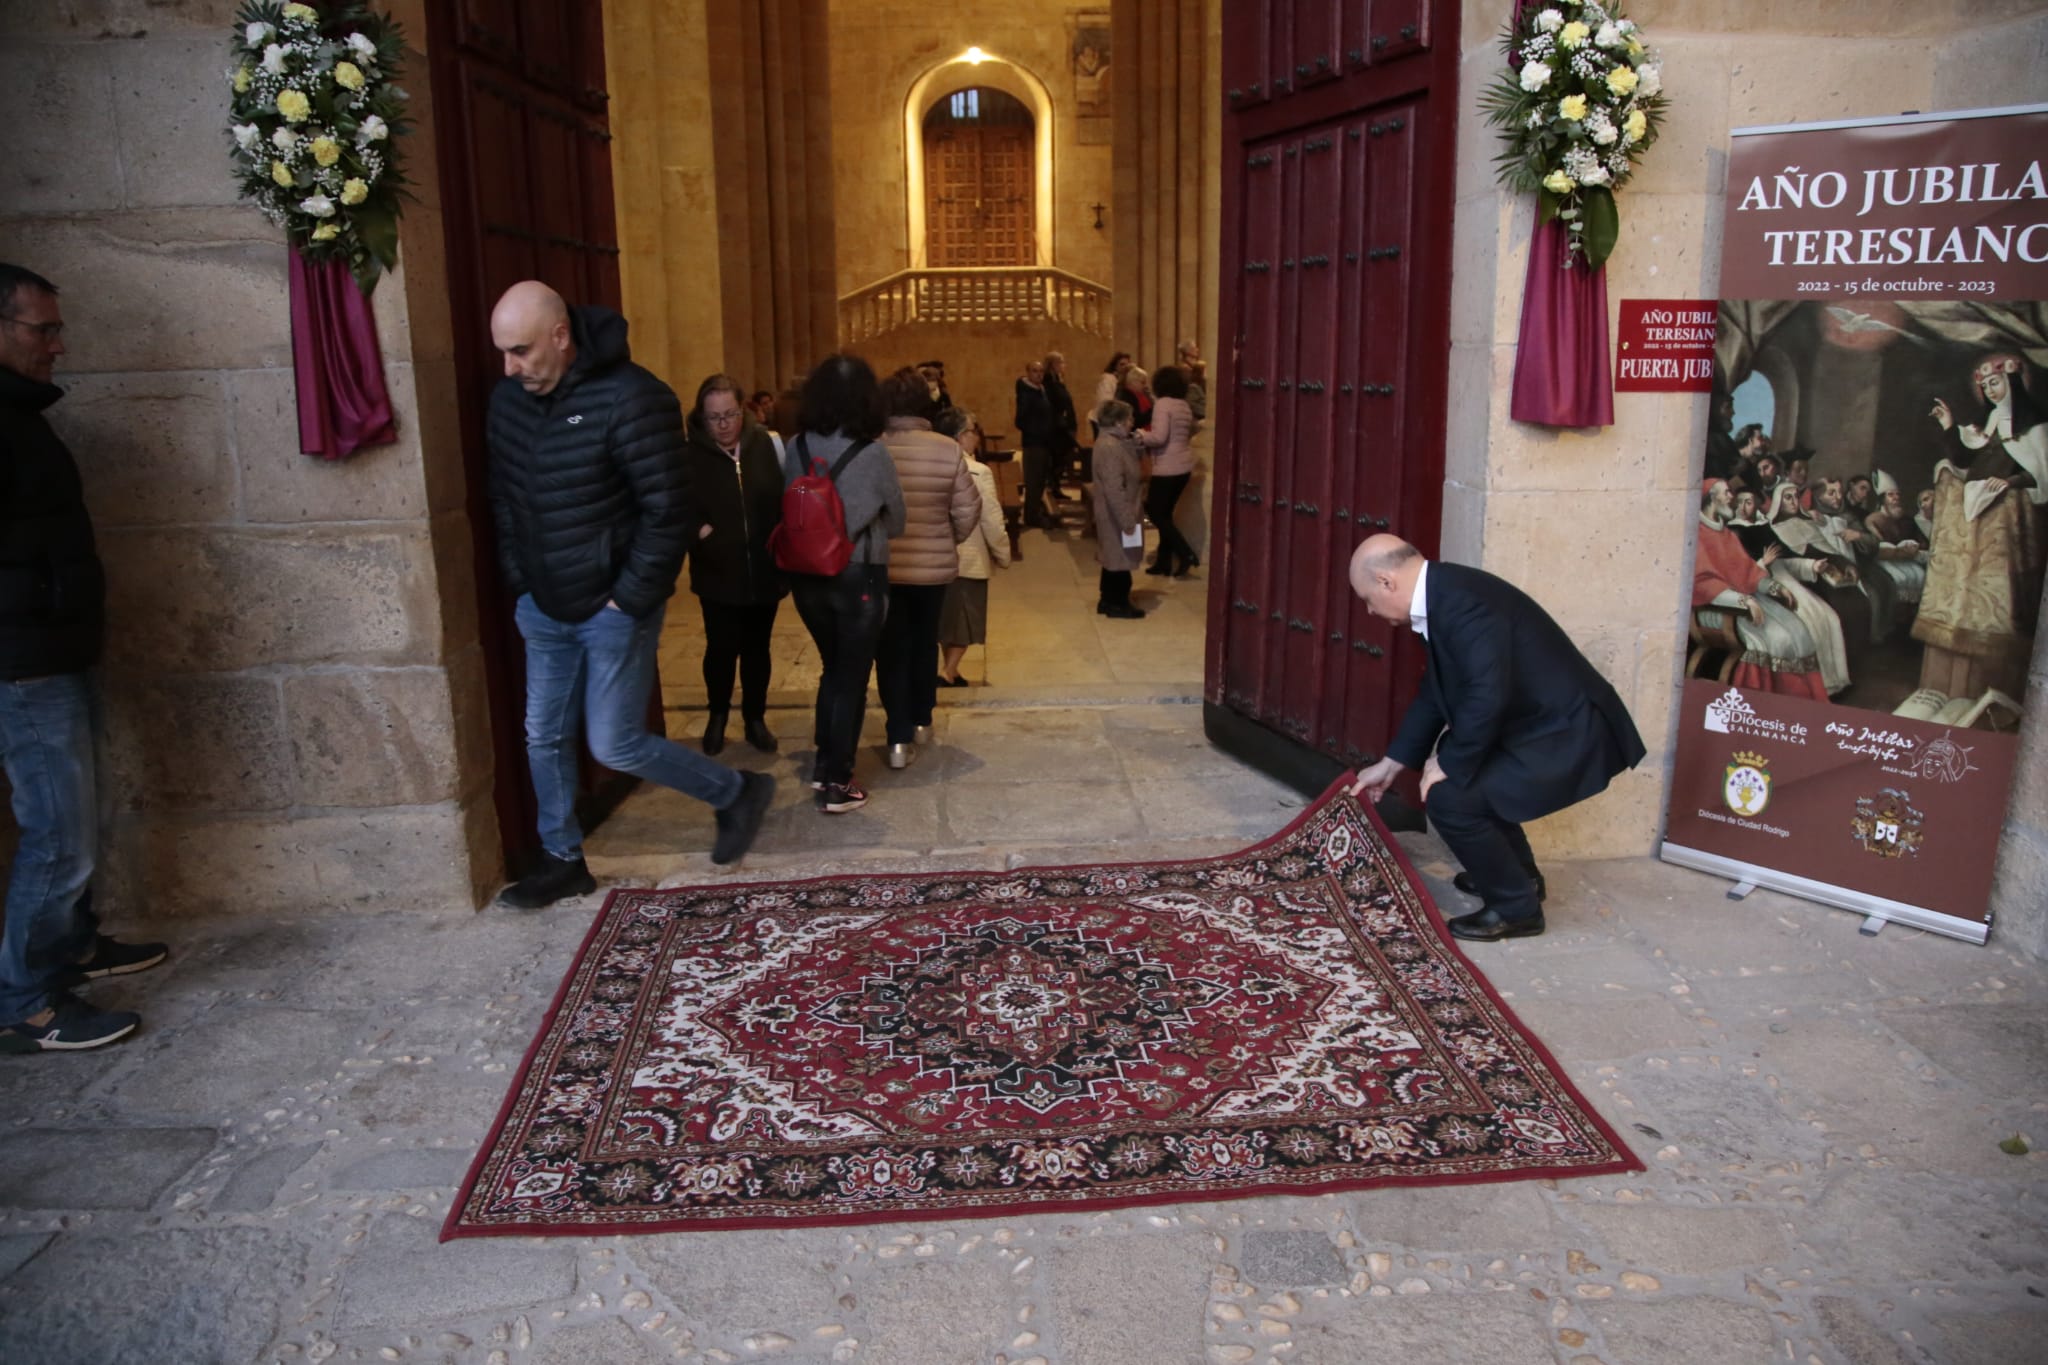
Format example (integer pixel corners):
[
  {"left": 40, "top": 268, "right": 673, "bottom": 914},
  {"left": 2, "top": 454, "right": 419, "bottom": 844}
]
[{"left": 1347, "top": 535, "right": 1646, "bottom": 941}]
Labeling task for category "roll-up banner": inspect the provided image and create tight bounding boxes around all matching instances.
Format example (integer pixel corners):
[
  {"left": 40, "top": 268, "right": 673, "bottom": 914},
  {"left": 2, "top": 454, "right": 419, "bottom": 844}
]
[{"left": 1661, "top": 104, "right": 2048, "bottom": 944}]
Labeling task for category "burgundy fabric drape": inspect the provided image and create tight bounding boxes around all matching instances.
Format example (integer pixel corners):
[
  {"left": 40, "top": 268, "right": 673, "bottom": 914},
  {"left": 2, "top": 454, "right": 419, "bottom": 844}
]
[
  {"left": 1504, "top": 0, "right": 1612, "bottom": 429},
  {"left": 1509, "top": 216, "right": 1614, "bottom": 429},
  {"left": 288, "top": 249, "right": 396, "bottom": 459}
]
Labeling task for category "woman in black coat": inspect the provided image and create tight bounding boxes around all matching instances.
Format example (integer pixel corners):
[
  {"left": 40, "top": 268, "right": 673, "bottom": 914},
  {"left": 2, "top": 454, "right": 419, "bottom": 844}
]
[{"left": 683, "top": 374, "right": 786, "bottom": 754}]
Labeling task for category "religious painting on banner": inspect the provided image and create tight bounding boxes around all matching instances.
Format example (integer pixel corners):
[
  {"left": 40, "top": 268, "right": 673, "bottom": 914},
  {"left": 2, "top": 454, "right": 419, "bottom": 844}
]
[{"left": 1662, "top": 104, "right": 2048, "bottom": 943}]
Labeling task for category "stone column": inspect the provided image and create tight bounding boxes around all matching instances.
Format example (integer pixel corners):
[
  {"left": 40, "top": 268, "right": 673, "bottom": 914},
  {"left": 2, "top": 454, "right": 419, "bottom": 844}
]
[{"left": 0, "top": 0, "right": 491, "bottom": 914}]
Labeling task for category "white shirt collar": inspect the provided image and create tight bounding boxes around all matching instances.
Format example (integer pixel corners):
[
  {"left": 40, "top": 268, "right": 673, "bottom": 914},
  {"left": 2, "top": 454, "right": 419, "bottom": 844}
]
[{"left": 1409, "top": 560, "right": 1431, "bottom": 639}]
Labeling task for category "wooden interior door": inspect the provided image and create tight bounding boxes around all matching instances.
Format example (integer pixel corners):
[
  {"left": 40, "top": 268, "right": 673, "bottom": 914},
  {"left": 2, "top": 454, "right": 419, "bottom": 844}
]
[
  {"left": 428, "top": 0, "right": 635, "bottom": 873},
  {"left": 1206, "top": 0, "right": 1456, "bottom": 794},
  {"left": 924, "top": 88, "right": 1034, "bottom": 266}
]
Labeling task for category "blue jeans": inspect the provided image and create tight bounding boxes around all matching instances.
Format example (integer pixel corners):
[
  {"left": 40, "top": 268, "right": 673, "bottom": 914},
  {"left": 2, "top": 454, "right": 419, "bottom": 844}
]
[
  {"left": 0, "top": 672, "right": 102, "bottom": 1023},
  {"left": 515, "top": 596, "right": 743, "bottom": 859}
]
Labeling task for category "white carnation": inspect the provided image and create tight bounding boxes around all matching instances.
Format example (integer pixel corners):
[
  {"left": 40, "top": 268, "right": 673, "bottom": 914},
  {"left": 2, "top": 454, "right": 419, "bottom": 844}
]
[
  {"left": 1638, "top": 63, "right": 1662, "bottom": 96},
  {"left": 346, "top": 32, "right": 378, "bottom": 60},
  {"left": 271, "top": 127, "right": 298, "bottom": 150},
  {"left": 1535, "top": 8, "right": 1564, "bottom": 32},
  {"left": 233, "top": 123, "right": 261, "bottom": 150},
  {"left": 1596, "top": 23, "right": 1624, "bottom": 48},
  {"left": 1520, "top": 61, "right": 1553, "bottom": 92},
  {"left": 262, "top": 43, "right": 288, "bottom": 75},
  {"left": 356, "top": 114, "right": 389, "bottom": 143},
  {"left": 300, "top": 193, "right": 336, "bottom": 218},
  {"left": 245, "top": 21, "right": 274, "bottom": 46},
  {"left": 1580, "top": 163, "right": 1612, "bottom": 186}
]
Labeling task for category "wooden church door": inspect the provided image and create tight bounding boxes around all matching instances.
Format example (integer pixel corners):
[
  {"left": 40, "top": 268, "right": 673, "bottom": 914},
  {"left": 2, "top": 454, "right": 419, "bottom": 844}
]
[
  {"left": 1205, "top": 0, "right": 1458, "bottom": 793},
  {"left": 923, "top": 87, "right": 1036, "bottom": 267},
  {"left": 427, "top": 0, "right": 638, "bottom": 871}
]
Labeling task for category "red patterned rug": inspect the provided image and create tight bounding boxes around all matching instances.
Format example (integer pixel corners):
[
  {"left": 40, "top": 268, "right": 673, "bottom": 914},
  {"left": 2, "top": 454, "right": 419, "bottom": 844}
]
[{"left": 445, "top": 781, "right": 1637, "bottom": 1238}]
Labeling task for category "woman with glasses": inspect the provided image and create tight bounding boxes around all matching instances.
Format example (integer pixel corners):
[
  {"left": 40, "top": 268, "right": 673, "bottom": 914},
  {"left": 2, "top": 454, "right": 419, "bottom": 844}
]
[{"left": 682, "top": 374, "right": 786, "bottom": 755}]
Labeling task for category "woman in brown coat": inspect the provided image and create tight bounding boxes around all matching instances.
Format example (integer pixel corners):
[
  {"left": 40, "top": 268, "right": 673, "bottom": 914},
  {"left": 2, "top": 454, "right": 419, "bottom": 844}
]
[
  {"left": 1091, "top": 399, "right": 1146, "bottom": 619},
  {"left": 876, "top": 367, "right": 982, "bottom": 768}
]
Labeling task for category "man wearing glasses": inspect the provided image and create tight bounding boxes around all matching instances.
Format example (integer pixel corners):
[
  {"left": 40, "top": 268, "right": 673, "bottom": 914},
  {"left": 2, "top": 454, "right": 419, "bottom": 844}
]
[{"left": 1, "top": 263, "right": 169, "bottom": 1053}]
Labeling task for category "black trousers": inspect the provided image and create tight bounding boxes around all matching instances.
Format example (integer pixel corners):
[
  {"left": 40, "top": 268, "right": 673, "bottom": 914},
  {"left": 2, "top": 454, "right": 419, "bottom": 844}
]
[
  {"left": 790, "top": 563, "right": 888, "bottom": 787},
  {"left": 1424, "top": 777, "right": 1542, "bottom": 921},
  {"left": 1021, "top": 445, "right": 1052, "bottom": 525},
  {"left": 1145, "top": 472, "right": 1195, "bottom": 566},
  {"left": 1098, "top": 568, "right": 1133, "bottom": 607},
  {"left": 697, "top": 597, "right": 779, "bottom": 720},
  {"left": 875, "top": 581, "right": 947, "bottom": 744}
]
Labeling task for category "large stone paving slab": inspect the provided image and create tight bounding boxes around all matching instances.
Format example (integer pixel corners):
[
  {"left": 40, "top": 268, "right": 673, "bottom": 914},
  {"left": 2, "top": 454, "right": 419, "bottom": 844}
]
[
  {"left": 0, "top": 1228, "right": 300, "bottom": 1365},
  {"left": 0, "top": 1126, "right": 216, "bottom": 1210},
  {"left": 331, "top": 1213, "right": 578, "bottom": 1331}
]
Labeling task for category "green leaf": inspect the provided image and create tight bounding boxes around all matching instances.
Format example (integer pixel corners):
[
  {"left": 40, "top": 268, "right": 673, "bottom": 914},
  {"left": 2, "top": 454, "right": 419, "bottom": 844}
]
[
  {"left": 1580, "top": 185, "right": 1619, "bottom": 267},
  {"left": 1999, "top": 1133, "right": 2031, "bottom": 1156},
  {"left": 355, "top": 207, "right": 400, "bottom": 271},
  {"left": 1537, "top": 189, "right": 1562, "bottom": 225}
]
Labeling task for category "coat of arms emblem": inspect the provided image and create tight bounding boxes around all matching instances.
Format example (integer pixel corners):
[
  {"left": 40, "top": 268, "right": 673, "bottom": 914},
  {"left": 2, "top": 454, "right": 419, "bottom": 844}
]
[
  {"left": 1852, "top": 788, "right": 1925, "bottom": 858},
  {"left": 1723, "top": 751, "right": 1771, "bottom": 817}
]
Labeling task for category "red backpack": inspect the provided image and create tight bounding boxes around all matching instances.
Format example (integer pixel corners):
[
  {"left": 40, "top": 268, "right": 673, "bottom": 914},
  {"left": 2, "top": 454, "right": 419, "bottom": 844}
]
[{"left": 769, "top": 436, "right": 870, "bottom": 577}]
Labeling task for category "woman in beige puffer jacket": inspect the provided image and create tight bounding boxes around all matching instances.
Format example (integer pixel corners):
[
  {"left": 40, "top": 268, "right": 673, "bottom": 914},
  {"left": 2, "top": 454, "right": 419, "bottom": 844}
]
[{"left": 876, "top": 367, "right": 981, "bottom": 768}]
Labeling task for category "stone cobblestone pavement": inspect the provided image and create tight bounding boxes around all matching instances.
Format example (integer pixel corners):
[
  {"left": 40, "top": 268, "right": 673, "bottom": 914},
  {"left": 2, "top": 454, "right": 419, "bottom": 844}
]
[{"left": 4, "top": 544, "right": 2045, "bottom": 1362}]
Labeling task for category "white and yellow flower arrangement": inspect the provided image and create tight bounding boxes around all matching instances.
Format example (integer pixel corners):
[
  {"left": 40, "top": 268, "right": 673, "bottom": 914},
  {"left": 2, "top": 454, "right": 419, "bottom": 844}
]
[
  {"left": 226, "top": 2, "right": 410, "bottom": 289},
  {"left": 1480, "top": 2, "right": 1669, "bottom": 266}
]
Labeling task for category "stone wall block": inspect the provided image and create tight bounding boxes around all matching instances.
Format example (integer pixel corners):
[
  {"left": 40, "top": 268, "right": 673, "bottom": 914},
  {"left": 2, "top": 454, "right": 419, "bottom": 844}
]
[
  {"left": 1989, "top": 826, "right": 2048, "bottom": 959},
  {"left": 232, "top": 366, "right": 428, "bottom": 524},
  {"left": 1530, "top": 764, "right": 1667, "bottom": 860},
  {"left": 100, "top": 527, "right": 439, "bottom": 671},
  {"left": 1633, "top": 627, "right": 1685, "bottom": 764},
  {"left": 389, "top": 204, "right": 455, "bottom": 366},
  {"left": 0, "top": 2, "right": 241, "bottom": 38},
  {"left": 1603, "top": 192, "right": 1718, "bottom": 303},
  {"left": 1441, "top": 343, "right": 1500, "bottom": 489},
  {"left": 1483, "top": 491, "right": 1690, "bottom": 629},
  {"left": 1453, "top": 51, "right": 1509, "bottom": 206},
  {"left": 1447, "top": 195, "right": 1520, "bottom": 348},
  {"left": 0, "top": 44, "right": 121, "bottom": 215},
  {"left": 285, "top": 667, "right": 463, "bottom": 808},
  {"left": 425, "top": 509, "right": 483, "bottom": 658},
  {"left": 127, "top": 805, "right": 478, "bottom": 916},
  {"left": 407, "top": 358, "right": 468, "bottom": 516},
  {"left": 1438, "top": 479, "right": 1485, "bottom": 565},
  {"left": 109, "top": 36, "right": 241, "bottom": 210},
  {"left": 101, "top": 672, "right": 292, "bottom": 812},
  {"left": 1932, "top": 12, "right": 2048, "bottom": 108},
  {"left": 1486, "top": 390, "right": 1654, "bottom": 495},
  {"left": 1728, "top": 38, "right": 1934, "bottom": 129},
  {"left": 0, "top": 210, "right": 290, "bottom": 373},
  {"left": 51, "top": 372, "right": 236, "bottom": 527},
  {"left": 442, "top": 642, "right": 498, "bottom": 805}
]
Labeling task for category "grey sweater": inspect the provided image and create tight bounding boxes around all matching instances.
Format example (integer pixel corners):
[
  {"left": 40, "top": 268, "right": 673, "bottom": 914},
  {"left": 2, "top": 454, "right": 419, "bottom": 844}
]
[{"left": 782, "top": 430, "right": 907, "bottom": 566}]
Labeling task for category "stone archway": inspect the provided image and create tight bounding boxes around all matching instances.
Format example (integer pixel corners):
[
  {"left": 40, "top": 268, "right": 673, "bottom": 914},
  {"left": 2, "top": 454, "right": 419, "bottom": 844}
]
[{"left": 905, "top": 53, "right": 1056, "bottom": 268}]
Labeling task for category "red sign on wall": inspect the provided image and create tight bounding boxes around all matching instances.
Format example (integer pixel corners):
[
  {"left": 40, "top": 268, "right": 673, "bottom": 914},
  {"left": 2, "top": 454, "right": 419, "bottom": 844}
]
[{"left": 1613, "top": 298, "right": 1717, "bottom": 391}]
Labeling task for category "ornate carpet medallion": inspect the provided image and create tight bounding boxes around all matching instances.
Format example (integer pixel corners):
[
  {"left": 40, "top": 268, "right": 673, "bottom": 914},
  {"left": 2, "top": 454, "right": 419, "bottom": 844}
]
[{"left": 447, "top": 787, "right": 1637, "bottom": 1237}]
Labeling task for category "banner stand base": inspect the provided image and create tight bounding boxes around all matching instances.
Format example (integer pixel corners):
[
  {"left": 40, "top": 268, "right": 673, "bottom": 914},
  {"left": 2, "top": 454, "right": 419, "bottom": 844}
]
[
  {"left": 1660, "top": 843, "right": 1989, "bottom": 946},
  {"left": 1859, "top": 914, "right": 1888, "bottom": 937},
  {"left": 1725, "top": 879, "right": 1757, "bottom": 901}
]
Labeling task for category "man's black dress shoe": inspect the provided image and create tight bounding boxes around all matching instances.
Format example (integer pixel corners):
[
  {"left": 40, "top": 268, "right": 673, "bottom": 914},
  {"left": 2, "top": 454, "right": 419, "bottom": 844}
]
[
  {"left": 1453, "top": 869, "right": 1546, "bottom": 902},
  {"left": 1446, "top": 907, "right": 1545, "bottom": 941}
]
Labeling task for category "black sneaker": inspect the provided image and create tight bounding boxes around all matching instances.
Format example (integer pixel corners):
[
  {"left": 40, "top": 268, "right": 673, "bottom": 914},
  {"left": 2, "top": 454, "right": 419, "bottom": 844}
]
[
  {"left": 498, "top": 854, "right": 597, "bottom": 910},
  {"left": 1, "top": 995, "right": 141, "bottom": 1054},
  {"left": 712, "top": 771, "right": 776, "bottom": 865},
  {"left": 66, "top": 935, "right": 168, "bottom": 982},
  {"left": 817, "top": 780, "right": 868, "bottom": 813}
]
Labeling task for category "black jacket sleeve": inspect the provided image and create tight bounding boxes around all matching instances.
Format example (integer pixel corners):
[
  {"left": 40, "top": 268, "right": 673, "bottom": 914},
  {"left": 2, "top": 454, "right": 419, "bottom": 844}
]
[{"left": 607, "top": 376, "right": 690, "bottom": 617}]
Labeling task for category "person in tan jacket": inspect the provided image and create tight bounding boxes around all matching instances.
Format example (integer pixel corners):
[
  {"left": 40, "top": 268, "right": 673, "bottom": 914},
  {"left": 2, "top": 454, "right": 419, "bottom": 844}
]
[{"left": 876, "top": 367, "right": 981, "bottom": 768}]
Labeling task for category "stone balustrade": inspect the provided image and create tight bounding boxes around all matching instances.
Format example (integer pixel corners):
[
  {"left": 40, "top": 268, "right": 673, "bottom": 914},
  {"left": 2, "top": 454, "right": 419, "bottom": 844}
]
[{"left": 839, "top": 266, "right": 1113, "bottom": 345}]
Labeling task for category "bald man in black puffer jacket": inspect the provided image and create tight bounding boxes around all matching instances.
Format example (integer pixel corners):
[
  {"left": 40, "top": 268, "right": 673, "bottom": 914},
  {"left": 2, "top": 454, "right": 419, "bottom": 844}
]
[{"left": 486, "top": 282, "right": 773, "bottom": 906}]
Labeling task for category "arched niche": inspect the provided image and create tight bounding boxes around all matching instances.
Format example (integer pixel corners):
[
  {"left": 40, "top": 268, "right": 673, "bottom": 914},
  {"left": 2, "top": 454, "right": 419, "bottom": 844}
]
[{"left": 905, "top": 54, "right": 1055, "bottom": 268}]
